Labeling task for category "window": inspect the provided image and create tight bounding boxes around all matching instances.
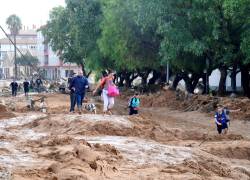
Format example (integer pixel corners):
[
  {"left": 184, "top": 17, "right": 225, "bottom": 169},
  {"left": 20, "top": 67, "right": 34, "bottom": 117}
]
[
  {"left": 65, "top": 70, "right": 74, "bottom": 77},
  {"left": 30, "top": 45, "right": 36, "bottom": 49},
  {"left": 44, "top": 55, "right": 49, "bottom": 65}
]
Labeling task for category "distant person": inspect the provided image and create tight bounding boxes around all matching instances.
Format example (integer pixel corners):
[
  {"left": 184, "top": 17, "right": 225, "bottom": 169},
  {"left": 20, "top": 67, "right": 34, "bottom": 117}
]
[
  {"left": 36, "top": 77, "right": 43, "bottom": 93},
  {"left": 128, "top": 93, "right": 140, "bottom": 115},
  {"left": 23, "top": 79, "right": 30, "bottom": 96},
  {"left": 30, "top": 79, "right": 34, "bottom": 91},
  {"left": 69, "top": 71, "right": 89, "bottom": 114},
  {"left": 10, "top": 80, "right": 18, "bottom": 97},
  {"left": 68, "top": 72, "right": 77, "bottom": 113},
  {"left": 93, "top": 70, "right": 119, "bottom": 115},
  {"left": 214, "top": 106, "right": 228, "bottom": 134}
]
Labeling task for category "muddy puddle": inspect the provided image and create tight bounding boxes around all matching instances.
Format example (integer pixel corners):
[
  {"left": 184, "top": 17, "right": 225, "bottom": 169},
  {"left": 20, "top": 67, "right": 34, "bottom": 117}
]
[{"left": 79, "top": 136, "right": 192, "bottom": 165}]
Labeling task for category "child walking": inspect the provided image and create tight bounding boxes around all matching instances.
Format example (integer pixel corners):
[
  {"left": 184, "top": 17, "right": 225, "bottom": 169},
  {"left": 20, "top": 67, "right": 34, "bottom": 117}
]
[
  {"left": 214, "top": 105, "right": 228, "bottom": 134},
  {"left": 128, "top": 93, "right": 140, "bottom": 115}
]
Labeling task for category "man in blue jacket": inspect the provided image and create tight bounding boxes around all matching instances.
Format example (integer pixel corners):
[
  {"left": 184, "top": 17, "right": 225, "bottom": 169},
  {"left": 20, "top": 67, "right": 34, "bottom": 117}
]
[{"left": 69, "top": 71, "right": 89, "bottom": 113}]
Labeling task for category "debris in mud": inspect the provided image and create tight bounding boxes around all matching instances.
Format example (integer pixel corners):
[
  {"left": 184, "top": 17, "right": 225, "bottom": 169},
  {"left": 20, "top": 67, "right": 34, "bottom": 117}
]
[
  {"left": 0, "top": 104, "right": 15, "bottom": 119},
  {"left": 140, "top": 90, "right": 250, "bottom": 120}
]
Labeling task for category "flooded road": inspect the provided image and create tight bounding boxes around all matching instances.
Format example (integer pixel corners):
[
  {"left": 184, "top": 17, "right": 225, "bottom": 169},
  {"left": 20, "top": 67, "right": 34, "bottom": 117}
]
[
  {"left": 0, "top": 114, "right": 48, "bottom": 179},
  {"left": 81, "top": 136, "right": 192, "bottom": 165},
  {"left": 0, "top": 100, "right": 248, "bottom": 180}
]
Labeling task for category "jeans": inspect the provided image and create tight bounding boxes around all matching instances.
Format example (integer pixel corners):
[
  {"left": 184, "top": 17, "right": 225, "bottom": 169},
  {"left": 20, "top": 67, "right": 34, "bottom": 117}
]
[
  {"left": 12, "top": 89, "right": 17, "bottom": 96},
  {"left": 24, "top": 88, "right": 29, "bottom": 96},
  {"left": 70, "top": 92, "right": 76, "bottom": 112},
  {"left": 76, "top": 93, "right": 85, "bottom": 109}
]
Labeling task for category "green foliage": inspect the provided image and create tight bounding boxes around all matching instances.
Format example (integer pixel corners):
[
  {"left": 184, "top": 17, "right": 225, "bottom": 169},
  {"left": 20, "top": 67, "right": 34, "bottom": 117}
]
[
  {"left": 42, "top": 0, "right": 250, "bottom": 93},
  {"left": 6, "top": 14, "right": 22, "bottom": 35},
  {"left": 223, "top": 0, "right": 250, "bottom": 64},
  {"left": 98, "top": 0, "right": 161, "bottom": 71},
  {"left": 41, "top": 0, "right": 103, "bottom": 73},
  {"left": 16, "top": 53, "right": 39, "bottom": 67}
]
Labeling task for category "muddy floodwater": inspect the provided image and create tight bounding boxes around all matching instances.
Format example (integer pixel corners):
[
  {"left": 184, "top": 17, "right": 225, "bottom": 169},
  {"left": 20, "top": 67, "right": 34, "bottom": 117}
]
[
  {"left": 81, "top": 136, "right": 192, "bottom": 165},
  {"left": 0, "top": 93, "right": 249, "bottom": 179}
]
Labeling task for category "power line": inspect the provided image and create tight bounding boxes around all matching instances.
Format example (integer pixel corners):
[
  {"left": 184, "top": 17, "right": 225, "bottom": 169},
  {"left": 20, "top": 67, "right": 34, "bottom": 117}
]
[
  {"left": 0, "top": 25, "right": 38, "bottom": 73},
  {"left": 0, "top": 25, "right": 26, "bottom": 59}
]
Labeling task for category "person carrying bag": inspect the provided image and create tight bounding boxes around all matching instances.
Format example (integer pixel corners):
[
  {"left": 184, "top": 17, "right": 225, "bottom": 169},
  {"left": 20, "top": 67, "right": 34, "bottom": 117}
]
[{"left": 94, "top": 70, "right": 119, "bottom": 115}]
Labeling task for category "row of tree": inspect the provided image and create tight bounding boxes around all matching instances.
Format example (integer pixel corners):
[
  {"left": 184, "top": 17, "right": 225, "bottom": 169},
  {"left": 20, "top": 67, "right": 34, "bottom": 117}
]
[{"left": 42, "top": 0, "right": 250, "bottom": 97}]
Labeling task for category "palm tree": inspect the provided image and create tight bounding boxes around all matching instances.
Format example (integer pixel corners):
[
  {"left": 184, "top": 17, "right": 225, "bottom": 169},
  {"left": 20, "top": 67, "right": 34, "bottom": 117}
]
[{"left": 6, "top": 14, "right": 22, "bottom": 79}]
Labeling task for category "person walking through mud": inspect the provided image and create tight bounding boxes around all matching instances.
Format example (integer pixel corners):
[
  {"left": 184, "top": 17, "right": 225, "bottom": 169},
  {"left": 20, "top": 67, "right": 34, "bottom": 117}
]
[
  {"left": 36, "top": 77, "right": 43, "bottom": 93},
  {"left": 214, "top": 106, "right": 228, "bottom": 134},
  {"left": 69, "top": 71, "right": 89, "bottom": 114},
  {"left": 10, "top": 80, "right": 18, "bottom": 97},
  {"left": 128, "top": 93, "right": 140, "bottom": 115},
  {"left": 23, "top": 79, "right": 30, "bottom": 96},
  {"left": 93, "top": 70, "right": 119, "bottom": 115},
  {"left": 68, "top": 72, "right": 77, "bottom": 113}
]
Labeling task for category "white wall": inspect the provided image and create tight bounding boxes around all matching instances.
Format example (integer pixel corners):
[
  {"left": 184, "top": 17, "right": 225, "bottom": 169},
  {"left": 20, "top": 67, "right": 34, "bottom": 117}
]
[{"left": 209, "top": 69, "right": 241, "bottom": 90}]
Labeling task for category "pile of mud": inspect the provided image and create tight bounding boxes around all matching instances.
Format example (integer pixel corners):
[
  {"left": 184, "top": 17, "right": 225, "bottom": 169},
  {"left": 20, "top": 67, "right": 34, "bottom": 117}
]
[
  {"left": 140, "top": 90, "right": 250, "bottom": 121},
  {"left": 13, "top": 135, "right": 122, "bottom": 179},
  {"left": 0, "top": 104, "right": 15, "bottom": 120}
]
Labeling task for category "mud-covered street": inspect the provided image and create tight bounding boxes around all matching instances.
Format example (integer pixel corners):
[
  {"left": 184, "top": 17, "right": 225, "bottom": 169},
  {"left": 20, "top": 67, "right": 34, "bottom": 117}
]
[{"left": 0, "top": 92, "right": 249, "bottom": 180}]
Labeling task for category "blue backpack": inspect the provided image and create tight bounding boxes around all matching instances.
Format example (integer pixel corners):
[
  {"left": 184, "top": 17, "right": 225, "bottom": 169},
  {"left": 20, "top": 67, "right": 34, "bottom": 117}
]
[{"left": 129, "top": 97, "right": 140, "bottom": 108}]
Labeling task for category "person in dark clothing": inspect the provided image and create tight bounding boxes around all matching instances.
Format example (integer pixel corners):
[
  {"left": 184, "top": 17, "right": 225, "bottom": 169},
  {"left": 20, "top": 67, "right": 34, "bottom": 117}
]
[
  {"left": 23, "top": 79, "right": 30, "bottom": 96},
  {"left": 214, "top": 106, "right": 228, "bottom": 134},
  {"left": 68, "top": 72, "right": 77, "bottom": 113},
  {"left": 69, "top": 71, "right": 89, "bottom": 113},
  {"left": 10, "top": 80, "right": 18, "bottom": 97},
  {"left": 36, "top": 77, "right": 43, "bottom": 93},
  {"left": 128, "top": 93, "right": 140, "bottom": 115}
]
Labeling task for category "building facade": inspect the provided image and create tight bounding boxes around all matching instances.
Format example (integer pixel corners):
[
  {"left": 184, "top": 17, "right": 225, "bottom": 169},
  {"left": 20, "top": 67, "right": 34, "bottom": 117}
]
[
  {"left": 0, "top": 29, "right": 37, "bottom": 79},
  {"left": 37, "top": 31, "right": 79, "bottom": 80}
]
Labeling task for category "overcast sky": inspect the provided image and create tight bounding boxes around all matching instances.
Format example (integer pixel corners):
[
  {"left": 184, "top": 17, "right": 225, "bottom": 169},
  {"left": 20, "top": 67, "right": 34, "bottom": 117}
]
[{"left": 0, "top": 0, "right": 65, "bottom": 37}]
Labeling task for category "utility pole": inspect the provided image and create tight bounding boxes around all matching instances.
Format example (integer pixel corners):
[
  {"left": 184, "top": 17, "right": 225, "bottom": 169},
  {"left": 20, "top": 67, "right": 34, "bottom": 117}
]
[
  {"left": 0, "top": 25, "right": 37, "bottom": 75},
  {"left": 14, "top": 34, "right": 17, "bottom": 79}
]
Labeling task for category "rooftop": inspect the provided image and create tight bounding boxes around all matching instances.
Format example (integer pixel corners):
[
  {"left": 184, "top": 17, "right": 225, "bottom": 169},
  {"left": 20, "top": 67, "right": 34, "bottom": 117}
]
[
  {"left": 0, "top": 38, "right": 37, "bottom": 45},
  {"left": 7, "top": 29, "right": 37, "bottom": 36}
]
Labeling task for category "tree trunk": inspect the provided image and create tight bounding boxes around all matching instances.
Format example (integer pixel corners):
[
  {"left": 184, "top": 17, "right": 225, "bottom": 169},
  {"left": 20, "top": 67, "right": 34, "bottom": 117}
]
[
  {"left": 79, "top": 62, "right": 86, "bottom": 76},
  {"left": 182, "top": 73, "right": 201, "bottom": 94},
  {"left": 182, "top": 73, "right": 192, "bottom": 93},
  {"left": 202, "top": 73, "right": 207, "bottom": 94},
  {"left": 118, "top": 73, "right": 125, "bottom": 87},
  {"left": 191, "top": 73, "right": 201, "bottom": 92},
  {"left": 171, "top": 73, "right": 182, "bottom": 90},
  {"left": 124, "top": 72, "right": 132, "bottom": 88},
  {"left": 86, "top": 71, "right": 92, "bottom": 78},
  {"left": 231, "top": 64, "right": 237, "bottom": 93},
  {"left": 138, "top": 69, "right": 151, "bottom": 86},
  {"left": 128, "top": 73, "right": 138, "bottom": 88},
  {"left": 148, "top": 70, "right": 161, "bottom": 85},
  {"left": 218, "top": 65, "right": 227, "bottom": 96},
  {"left": 241, "top": 65, "right": 250, "bottom": 98},
  {"left": 14, "top": 34, "right": 17, "bottom": 79}
]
